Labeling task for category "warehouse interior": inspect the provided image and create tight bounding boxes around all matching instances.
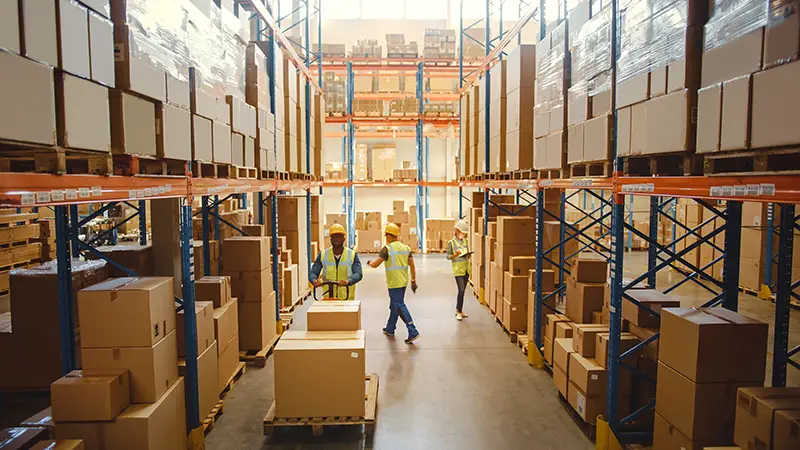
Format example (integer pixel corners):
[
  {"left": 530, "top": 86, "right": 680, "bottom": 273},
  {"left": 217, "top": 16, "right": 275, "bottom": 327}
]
[{"left": 0, "top": 0, "right": 799, "bottom": 449}]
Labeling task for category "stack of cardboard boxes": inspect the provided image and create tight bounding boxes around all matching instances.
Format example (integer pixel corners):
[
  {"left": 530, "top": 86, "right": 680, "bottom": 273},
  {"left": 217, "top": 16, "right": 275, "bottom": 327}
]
[
  {"left": 388, "top": 201, "right": 419, "bottom": 250},
  {"left": 566, "top": 5, "right": 614, "bottom": 167},
  {"left": 423, "top": 29, "right": 456, "bottom": 59},
  {"left": 697, "top": 0, "right": 800, "bottom": 157},
  {"left": 488, "top": 60, "right": 507, "bottom": 172},
  {"left": 495, "top": 217, "right": 536, "bottom": 331},
  {"left": 274, "top": 300, "right": 366, "bottom": 419},
  {"left": 654, "top": 307, "right": 768, "bottom": 448},
  {"left": 533, "top": 22, "right": 569, "bottom": 172},
  {"left": 54, "top": 277, "right": 187, "bottom": 449},
  {"left": 281, "top": 54, "right": 298, "bottom": 172},
  {"left": 505, "top": 44, "right": 536, "bottom": 171},
  {"left": 356, "top": 211, "right": 383, "bottom": 254},
  {"left": 424, "top": 218, "right": 456, "bottom": 252},
  {"left": 372, "top": 145, "right": 397, "bottom": 181},
  {"left": 733, "top": 387, "right": 800, "bottom": 450},
  {"left": 221, "top": 237, "right": 277, "bottom": 352},
  {"left": 460, "top": 90, "right": 472, "bottom": 176},
  {"left": 273, "top": 196, "right": 310, "bottom": 305},
  {"left": 195, "top": 276, "right": 241, "bottom": 395},
  {"left": 246, "top": 43, "right": 276, "bottom": 172}
]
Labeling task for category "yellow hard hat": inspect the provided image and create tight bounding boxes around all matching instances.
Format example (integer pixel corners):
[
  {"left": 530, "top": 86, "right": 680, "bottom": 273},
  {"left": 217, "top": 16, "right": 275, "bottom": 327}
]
[
  {"left": 329, "top": 223, "right": 346, "bottom": 237},
  {"left": 384, "top": 222, "right": 400, "bottom": 237}
]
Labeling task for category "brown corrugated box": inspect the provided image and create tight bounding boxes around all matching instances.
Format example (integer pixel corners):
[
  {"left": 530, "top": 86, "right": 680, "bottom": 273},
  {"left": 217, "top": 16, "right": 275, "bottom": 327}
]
[
  {"left": 616, "top": 72, "right": 650, "bottom": 108},
  {"left": 556, "top": 321, "right": 574, "bottom": 339},
  {"left": 180, "top": 341, "right": 218, "bottom": 423},
  {"left": 595, "top": 332, "right": 639, "bottom": 369},
  {"left": 0, "top": 1, "right": 20, "bottom": 54},
  {"left": 567, "top": 123, "right": 585, "bottom": 163},
  {"left": 51, "top": 369, "right": 130, "bottom": 422},
  {"left": 217, "top": 333, "right": 239, "bottom": 394},
  {"left": 720, "top": 75, "right": 752, "bottom": 151},
  {"left": 696, "top": 83, "right": 722, "bottom": 153},
  {"left": 113, "top": 25, "right": 167, "bottom": 102},
  {"left": 502, "top": 299, "right": 526, "bottom": 331},
  {"left": 509, "top": 256, "right": 536, "bottom": 277},
  {"left": 274, "top": 331, "right": 366, "bottom": 418},
  {"left": 78, "top": 277, "right": 175, "bottom": 349},
  {"left": 583, "top": 114, "right": 613, "bottom": 162},
  {"left": 110, "top": 89, "right": 158, "bottom": 156},
  {"left": 565, "top": 277, "right": 607, "bottom": 324},
  {"left": 553, "top": 338, "right": 574, "bottom": 373},
  {"left": 502, "top": 271, "right": 527, "bottom": 304},
  {"left": 701, "top": 28, "right": 764, "bottom": 88},
  {"left": 621, "top": 290, "right": 680, "bottom": 328},
  {"left": 495, "top": 244, "right": 535, "bottom": 271},
  {"left": 213, "top": 298, "right": 238, "bottom": 352},
  {"left": 0, "top": 51, "right": 57, "bottom": 145},
  {"left": 572, "top": 324, "right": 610, "bottom": 357},
  {"left": 544, "top": 313, "right": 571, "bottom": 342},
  {"left": 192, "top": 114, "right": 213, "bottom": 161},
  {"left": 653, "top": 412, "right": 712, "bottom": 450},
  {"left": 196, "top": 276, "right": 231, "bottom": 308},
  {"left": 774, "top": 408, "right": 800, "bottom": 450},
  {"left": 222, "top": 237, "right": 270, "bottom": 271},
  {"left": 496, "top": 217, "right": 536, "bottom": 245},
  {"left": 751, "top": 59, "right": 800, "bottom": 148},
  {"left": 307, "top": 301, "right": 361, "bottom": 331},
  {"left": 56, "top": 72, "right": 111, "bottom": 152},
  {"left": 212, "top": 121, "right": 232, "bottom": 164},
  {"left": 733, "top": 387, "right": 800, "bottom": 450},
  {"left": 764, "top": 11, "right": 799, "bottom": 68},
  {"left": 573, "top": 257, "right": 608, "bottom": 283},
  {"left": 238, "top": 292, "right": 277, "bottom": 351},
  {"left": 81, "top": 330, "right": 179, "bottom": 404},
  {"left": 176, "top": 301, "right": 215, "bottom": 357},
  {"left": 157, "top": 103, "right": 191, "bottom": 161},
  {"left": 659, "top": 307, "right": 768, "bottom": 383},
  {"left": 224, "top": 267, "right": 273, "bottom": 303}
]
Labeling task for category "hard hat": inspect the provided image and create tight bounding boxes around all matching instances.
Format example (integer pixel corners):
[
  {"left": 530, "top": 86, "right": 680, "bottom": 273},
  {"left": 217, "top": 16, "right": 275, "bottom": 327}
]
[
  {"left": 329, "top": 223, "right": 346, "bottom": 237},
  {"left": 455, "top": 220, "right": 469, "bottom": 234},
  {"left": 384, "top": 223, "right": 400, "bottom": 237}
]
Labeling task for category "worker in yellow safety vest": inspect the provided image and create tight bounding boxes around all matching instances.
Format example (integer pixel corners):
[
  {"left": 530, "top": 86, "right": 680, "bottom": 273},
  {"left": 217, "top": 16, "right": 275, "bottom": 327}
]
[
  {"left": 447, "top": 220, "right": 471, "bottom": 321},
  {"left": 309, "top": 224, "right": 363, "bottom": 300},
  {"left": 367, "top": 223, "right": 420, "bottom": 344}
]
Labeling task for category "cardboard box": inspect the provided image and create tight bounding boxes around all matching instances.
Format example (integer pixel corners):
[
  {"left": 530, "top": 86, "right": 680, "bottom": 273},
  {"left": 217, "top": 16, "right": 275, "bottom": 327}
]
[
  {"left": 88, "top": 11, "right": 115, "bottom": 88},
  {"left": 78, "top": 277, "right": 175, "bottom": 349},
  {"left": 496, "top": 217, "right": 536, "bottom": 245},
  {"left": 751, "top": 59, "right": 800, "bottom": 148},
  {"left": 217, "top": 333, "right": 239, "bottom": 394},
  {"left": 572, "top": 324, "right": 610, "bottom": 357},
  {"left": 307, "top": 301, "right": 362, "bottom": 331},
  {"left": 56, "top": 72, "right": 111, "bottom": 152},
  {"left": 573, "top": 257, "right": 608, "bottom": 283},
  {"left": 502, "top": 271, "right": 527, "bottom": 304},
  {"left": 653, "top": 412, "right": 712, "bottom": 450},
  {"left": 774, "top": 409, "right": 800, "bottom": 450},
  {"left": 529, "top": 269, "right": 556, "bottom": 293},
  {"left": 176, "top": 301, "right": 215, "bottom": 357},
  {"left": 622, "top": 290, "right": 681, "bottom": 328},
  {"left": 544, "top": 313, "right": 571, "bottom": 342},
  {"left": 222, "top": 237, "right": 269, "bottom": 271},
  {"left": 701, "top": 28, "right": 764, "bottom": 87},
  {"left": 156, "top": 103, "right": 191, "bottom": 161},
  {"left": 628, "top": 323, "right": 659, "bottom": 361},
  {"left": 110, "top": 90, "right": 157, "bottom": 156},
  {"left": 567, "top": 123, "right": 585, "bottom": 163},
  {"left": 195, "top": 276, "right": 231, "bottom": 308},
  {"left": 224, "top": 267, "right": 273, "bottom": 303},
  {"left": 554, "top": 364, "right": 569, "bottom": 399},
  {"left": 113, "top": 24, "right": 167, "bottom": 102},
  {"left": 616, "top": 72, "right": 650, "bottom": 108},
  {"left": 238, "top": 292, "right": 277, "bottom": 351},
  {"left": 0, "top": 51, "right": 57, "bottom": 145},
  {"left": 192, "top": 114, "right": 213, "bottom": 162},
  {"left": 496, "top": 244, "right": 535, "bottom": 271},
  {"left": 656, "top": 361, "right": 758, "bottom": 442},
  {"left": 595, "top": 332, "right": 639, "bottom": 369},
  {"left": 659, "top": 307, "right": 768, "bottom": 383},
  {"left": 509, "top": 256, "right": 537, "bottom": 277},
  {"left": 212, "top": 121, "right": 232, "bottom": 164},
  {"left": 569, "top": 352, "right": 608, "bottom": 396},
  {"left": 696, "top": 83, "right": 722, "bottom": 153},
  {"left": 51, "top": 369, "right": 130, "bottom": 422},
  {"left": 81, "top": 330, "right": 179, "bottom": 403},
  {"left": 556, "top": 321, "right": 574, "bottom": 339},
  {"left": 0, "top": 1, "right": 20, "bottom": 54},
  {"left": 31, "top": 441, "right": 85, "bottom": 450},
  {"left": 565, "top": 277, "right": 607, "bottom": 324},
  {"left": 274, "top": 331, "right": 366, "bottom": 418},
  {"left": 645, "top": 89, "right": 692, "bottom": 154},
  {"left": 732, "top": 387, "right": 800, "bottom": 450},
  {"left": 213, "top": 298, "right": 238, "bottom": 351},
  {"left": 553, "top": 337, "right": 574, "bottom": 373},
  {"left": 720, "top": 75, "right": 752, "bottom": 151},
  {"left": 180, "top": 342, "right": 218, "bottom": 423},
  {"left": 502, "top": 299, "right": 527, "bottom": 331},
  {"left": 543, "top": 337, "right": 554, "bottom": 365},
  {"left": 58, "top": 0, "right": 91, "bottom": 78},
  {"left": 764, "top": 11, "right": 799, "bottom": 68},
  {"left": 568, "top": 378, "right": 606, "bottom": 424},
  {"left": 616, "top": 106, "right": 632, "bottom": 156}
]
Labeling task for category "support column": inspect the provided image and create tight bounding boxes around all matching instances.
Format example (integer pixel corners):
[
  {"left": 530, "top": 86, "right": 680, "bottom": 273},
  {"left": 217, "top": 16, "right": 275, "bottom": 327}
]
[
  {"left": 55, "top": 205, "right": 75, "bottom": 375},
  {"left": 722, "top": 200, "right": 743, "bottom": 311},
  {"left": 139, "top": 200, "right": 148, "bottom": 246},
  {"left": 534, "top": 189, "right": 545, "bottom": 350},
  {"left": 202, "top": 196, "right": 211, "bottom": 277},
  {"left": 179, "top": 199, "right": 200, "bottom": 432},
  {"left": 772, "top": 204, "right": 795, "bottom": 387},
  {"left": 606, "top": 194, "right": 626, "bottom": 431},
  {"left": 647, "top": 197, "right": 659, "bottom": 288}
]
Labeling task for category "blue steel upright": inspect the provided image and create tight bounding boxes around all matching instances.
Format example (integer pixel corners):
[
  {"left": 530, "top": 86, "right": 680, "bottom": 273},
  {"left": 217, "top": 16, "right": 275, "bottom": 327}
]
[
  {"left": 416, "top": 62, "right": 424, "bottom": 249},
  {"left": 722, "top": 201, "right": 743, "bottom": 311},
  {"left": 138, "top": 200, "right": 147, "bottom": 245},
  {"left": 201, "top": 196, "right": 211, "bottom": 276},
  {"left": 533, "top": 189, "right": 546, "bottom": 350},
  {"left": 180, "top": 200, "right": 200, "bottom": 432},
  {"left": 55, "top": 205, "right": 76, "bottom": 375},
  {"left": 773, "top": 204, "right": 795, "bottom": 387},
  {"left": 606, "top": 192, "right": 626, "bottom": 434},
  {"left": 647, "top": 197, "right": 659, "bottom": 288}
]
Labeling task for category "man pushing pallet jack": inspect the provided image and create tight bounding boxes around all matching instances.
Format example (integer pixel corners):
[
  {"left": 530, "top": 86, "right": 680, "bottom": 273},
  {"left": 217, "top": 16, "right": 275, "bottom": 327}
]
[{"left": 309, "top": 223, "right": 363, "bottom": 299}]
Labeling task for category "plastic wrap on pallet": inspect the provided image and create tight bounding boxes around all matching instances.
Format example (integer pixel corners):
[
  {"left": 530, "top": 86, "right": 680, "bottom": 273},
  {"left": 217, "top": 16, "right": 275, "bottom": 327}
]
[
  {"left": 11, "top": 258, "right": 108, "bottom": 277},
  {"left": 218, "top": 8, "right": 247, "bottom": 99},
  {"left": 534, "top": 22, "right": 568, "bottom": 115},
  {"left": 704, "top": 0, "right": 769, "bottom": 51},
  {"left": 618, "top": 0, "right": 692, "bottom": 82},
  {"left": 568, "top": 6, "right": 613, "bottom": 98}
]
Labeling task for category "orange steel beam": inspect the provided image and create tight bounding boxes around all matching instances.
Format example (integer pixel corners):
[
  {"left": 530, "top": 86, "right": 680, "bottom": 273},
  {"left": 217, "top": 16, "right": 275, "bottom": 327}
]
[{"left": 615, "top": 175, "right": 800, "bottom": 203}]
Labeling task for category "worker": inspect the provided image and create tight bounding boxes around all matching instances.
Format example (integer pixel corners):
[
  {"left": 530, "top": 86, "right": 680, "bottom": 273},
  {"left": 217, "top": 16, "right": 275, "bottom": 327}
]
[
  {"left": 367, "top": 222, "right": 420, "bottom": 344},
  {"left": 309, "top": 224, "right": 362, "bottom": 300},
  {"left": 447, "top": 220, "right": 471, "bottom": 321}
]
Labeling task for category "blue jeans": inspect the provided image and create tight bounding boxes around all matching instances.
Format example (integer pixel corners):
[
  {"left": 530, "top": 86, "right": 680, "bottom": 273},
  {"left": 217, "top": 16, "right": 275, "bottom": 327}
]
[{"left": 385, "top": 287, "right": 418, "bottom": 337}]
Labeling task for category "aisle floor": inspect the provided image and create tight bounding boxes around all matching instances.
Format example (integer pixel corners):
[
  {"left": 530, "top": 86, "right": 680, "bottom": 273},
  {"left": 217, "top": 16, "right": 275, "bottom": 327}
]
[{"left": 206, "top": 254, "right": 594, "bottom": 450}]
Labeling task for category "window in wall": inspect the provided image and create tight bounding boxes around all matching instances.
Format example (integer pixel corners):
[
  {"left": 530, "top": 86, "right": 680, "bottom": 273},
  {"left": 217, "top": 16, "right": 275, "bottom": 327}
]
[
  {"left": 361, "top": 0, "right": 405, "bottom": 18},
  {"left": 321, "top": 0, "right": 361, "bottom": 19},
  {"left": 406, "top": 0, "right": 447, "bottom": 19}
]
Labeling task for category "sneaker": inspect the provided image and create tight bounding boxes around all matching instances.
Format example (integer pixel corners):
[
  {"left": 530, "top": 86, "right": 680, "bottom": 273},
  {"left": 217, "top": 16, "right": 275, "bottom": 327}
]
[
  {"left": 404, "top": 333, "right": 420, "bottom": 344},
  {"left": 455, "top": 312, "right": 463, "bottom": 321},
  {"left": 382, "top": 328, "right": 395, "bottom": 337},
  {"left": 461, "top": 312, "right": 469, "bottom": 318}
]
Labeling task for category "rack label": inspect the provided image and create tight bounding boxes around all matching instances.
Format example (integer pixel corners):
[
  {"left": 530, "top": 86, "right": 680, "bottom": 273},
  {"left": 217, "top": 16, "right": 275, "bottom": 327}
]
[
  {"left": 733, "top": 185, "right": 747, "bottom": 197},
  {"left": 540, "top": 180, "right": 554, "bottom": 187},
  {"left": 761, "top": 184, "right": 775, "bottom": 196},
  {"left": 709, "top": 187, "right": 723, "bottom": 197},
  {"left": 129, "top": 190, "right": 138, "bottom": 199},
  {"left": 51, "top": 190, "right": 65, "bottom": 202},
  {"left": 91, "top": 186, "right": 102, "bottom": 197},
  {"left": 158, "top": 186, "right": 166, "bottom": 194},
  {"left": 36, "top": 192, "right": 51, "bottom": 203},
  {"left": 137, "top": 189, "right": 145, "bottom": 198},
  {"left": 165, "top": 184, "right": 172, "bottom": 192},
  {"left": 20, "top": 193, "right": 35, "bottom": 206},
  {"left": 572, "top": 179, "right": 593, "bottom": 188},
  {"left": 66, "top": 190, "right": 78, "bottom": 201},
  {"left": 78, "top": 188, "right": 91, "bottom": 198}
]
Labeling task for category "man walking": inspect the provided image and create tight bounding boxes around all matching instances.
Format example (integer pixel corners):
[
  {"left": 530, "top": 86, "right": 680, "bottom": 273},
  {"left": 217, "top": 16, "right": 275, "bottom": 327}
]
[
  {"left": 309, "top": 224, "right": 362, "bottom": 300},
  {"left": 367, "top": 223, "right": 420, "bottom": 344}
]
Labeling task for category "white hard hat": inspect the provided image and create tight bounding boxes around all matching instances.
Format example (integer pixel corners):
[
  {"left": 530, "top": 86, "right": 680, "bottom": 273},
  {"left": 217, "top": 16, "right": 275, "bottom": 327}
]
[{"left": 455, "top": 220, "right": 469, "bottom": 234}]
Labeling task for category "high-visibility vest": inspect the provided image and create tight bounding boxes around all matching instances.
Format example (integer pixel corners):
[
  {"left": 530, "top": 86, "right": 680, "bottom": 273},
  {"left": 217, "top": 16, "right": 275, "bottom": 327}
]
[
  {"left": 448, "top": 237, "right": 470, "bottom": 276},
  {"left": 321, "top": 247, "right": 357, "bottom": 300},
  {"left": 384, "top": 240, "right": 411, "bottom": 289}
]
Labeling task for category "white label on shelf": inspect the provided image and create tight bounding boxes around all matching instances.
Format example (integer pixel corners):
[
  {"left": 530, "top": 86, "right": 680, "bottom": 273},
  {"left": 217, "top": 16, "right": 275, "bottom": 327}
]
[
  {"left": 733, "top": 185, "right": 747, "bottom": 197},
  {"left": 137, "top": 189, "right": 145, "bottom": 198},
  {"left": 129, "top": 190, "right": 138, "bottom": 199},
  {"left": 78, "top": 188, "right": 91, "bottom": 198},
  {"left": 20, "top": 193, "right": 35, "bottom": 206},
  {"left": 165, "top": 184, "right": 172, "bottom": 192},
  {"left": 350, "top": 352, "right": 359, "bottom": 359},
  {"left": 609, "top": 305, "right": 617, "bottom": 313},
  {"left": 91, "top": 186, "right": 102, "bottom": 197},
  {"left": 761, "top": 184, "right": 776, "bottom": 196},
  {"left": 747, "top": 184, "right": 761, "bottom": 196},
  {"left": 65, "top": 189, "right": 78, "bottom": 200},
  {"left": 540, "top": 180, "right": 554, "bottom": 187},
  {"left": 36, "top": 192, "right": 51, "bottom": 203},
  {"left": 572, "top": 179, "right": 593, "bottom": 188},
  {"left": 144, "top": 188, "right": 153, "bottom": 197},
  {"left": 709, "top": 187, "right": 722, "bottom": 197},
  {"left": 722, "top": 186, "right": 734, "bottom": 196},
  {"left": 158, "top": 186, "right": 166, "bottom": 194},
  {"left": 51, "top": 190, "right": 65, "bottom": 202}
]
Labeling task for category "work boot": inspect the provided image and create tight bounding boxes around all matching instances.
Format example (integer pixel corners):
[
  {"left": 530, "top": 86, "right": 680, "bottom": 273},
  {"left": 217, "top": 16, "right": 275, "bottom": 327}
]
[
  {"left": 455, "top": 312, "right": 463, "bottom": 321},
  {"left": 382, "top": 328, "right": 394, "bottom": 337},
  {"left": 404, "top": 332, "right": 420, "bottom": 344}
]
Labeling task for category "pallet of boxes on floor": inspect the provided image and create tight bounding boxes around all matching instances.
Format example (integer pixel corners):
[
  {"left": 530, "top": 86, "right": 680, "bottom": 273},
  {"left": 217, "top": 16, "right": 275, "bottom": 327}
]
[
  {"left": 264, "top": 295, "right": 378, "bottom": 436},
  {"left": 533, "top": 21, "right": 569, "bottom": 177},
  {"left": 389, "top": 201, "right": 419, "bottom": 250},
  {"left": 424, "top": 217, "right": 455, "bottom": 253}
]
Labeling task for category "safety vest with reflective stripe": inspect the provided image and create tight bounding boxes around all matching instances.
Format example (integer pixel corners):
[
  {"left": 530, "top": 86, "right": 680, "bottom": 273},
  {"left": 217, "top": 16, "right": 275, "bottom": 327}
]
[
  {"left": 448, "top": 237, "right": 470, "bottom": 276},
  {"left": 384, "top": 240, "right": 411, "bottom": 289},
  {"left": 321, "top": 247, "right": 356, "bottom": 300}
]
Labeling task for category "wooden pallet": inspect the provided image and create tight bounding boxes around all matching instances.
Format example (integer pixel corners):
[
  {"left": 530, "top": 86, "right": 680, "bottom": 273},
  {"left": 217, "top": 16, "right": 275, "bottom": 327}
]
[
  {"left": 569, "top": 160, "right": 613, "bottom": 178},
  {"left": 703, "top": 147, "right": 800, "bottom": 176},
  {"left": 516, "top": 334, "right": 530, "bottom": 355},
  {"left": 622, "top": 153, "right": 703, "bottom": 176},
  {"left": 512, "top": 169, "right": 536, "bottom": 180},
  {"left": 538, "top": 168, "right": 564, "bottom": 179},
  {"left": 220, "top": 362, "right": 247, "bottom": 399},
  {"left": 495, "top": 317, "right": 521, "bottom": 343},
  {"left": 113, "top": 154, "right": 190, "bottom": 176},
  {"left": 193, "top": 160, "right": 233, "bottom": 179},
  {"left": 261, "top": 170, "right": 290, "bottom": 180},
  {"left": 390, "top": 178, "right": 417, "bottom": 183},
  {"left": 280, "top": 311, "right": 294, "bottom": 330},
  {"left": 231, "top": 165, "right": 258, "bottom": 179},
  {"left": 239, "top": 333, "right": 281, "bottom": 367},
  {"left": 263, "top": 373, "right": 379, "bottom": 437},
  {"left": 0, "top": 214, "right": 36, "bottom": 228},
  {"left": 202, "top": 400, "right": 225, "bottom": 435},
  {"left": 557, "top": 392, "right": 597, "bottom": 441},
  {"left": 0, "top": 145, "right": 113, "bottom": 175}
]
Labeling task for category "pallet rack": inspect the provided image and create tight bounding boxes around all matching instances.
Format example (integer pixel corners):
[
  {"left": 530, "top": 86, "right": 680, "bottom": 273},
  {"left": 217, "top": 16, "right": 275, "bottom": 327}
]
[
  {"left": 456, "top": 0, "right": 800, "bottom": 445},
  {"left": 0, "top": 0, "right": 321, "bottom": 442}
]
